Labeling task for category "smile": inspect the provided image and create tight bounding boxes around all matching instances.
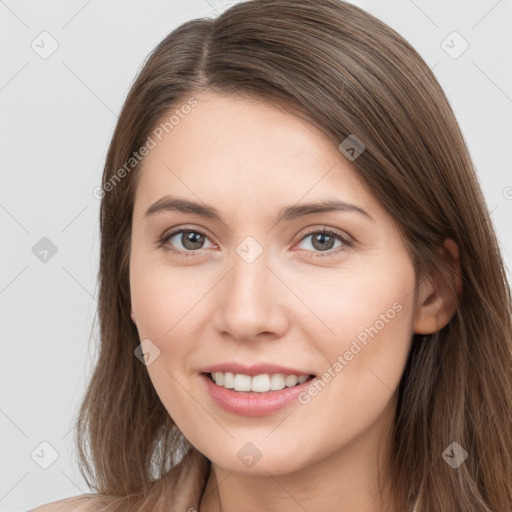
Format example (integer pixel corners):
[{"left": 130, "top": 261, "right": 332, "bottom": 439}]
[
  {"left": 208, "top": 371, "right": 313, "bottom": 392},
  {"left": 200, "top": 372, "right": 318, "bottom": 417}
]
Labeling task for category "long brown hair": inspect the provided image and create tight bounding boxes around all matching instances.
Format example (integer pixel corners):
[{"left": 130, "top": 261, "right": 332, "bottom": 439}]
[{"left": 74, "top": 1, "right": 512, "bottom": 510}]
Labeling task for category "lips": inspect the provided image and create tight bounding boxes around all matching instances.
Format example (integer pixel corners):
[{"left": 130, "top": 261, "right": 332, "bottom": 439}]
[
  {"left": 197, "top": 361, "right": 317, "bottom": 416},
  {"left": 200, "top": 372, "right": 317, "bottom": 416}
]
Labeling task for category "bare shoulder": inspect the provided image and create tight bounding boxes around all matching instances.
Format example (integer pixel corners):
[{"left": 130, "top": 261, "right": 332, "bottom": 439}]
[{"left": 30, "top": 494, "right": 102, "bottom": 512}]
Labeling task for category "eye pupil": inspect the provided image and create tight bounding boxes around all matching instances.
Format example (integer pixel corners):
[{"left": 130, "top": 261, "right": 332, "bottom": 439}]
[
  {"left": 182, "top": 231, "right": 204, "bottom": 250},
  {"left": 312, "top": 232, "right": 335, "bottom": 251}
]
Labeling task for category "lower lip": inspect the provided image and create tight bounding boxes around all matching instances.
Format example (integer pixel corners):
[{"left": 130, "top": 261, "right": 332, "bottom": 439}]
[{"left": 200, "top": 373, "right": 316, "bottom": 417}]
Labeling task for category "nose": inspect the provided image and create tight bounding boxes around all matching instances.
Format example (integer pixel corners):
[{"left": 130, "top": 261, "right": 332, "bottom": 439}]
[{"left": 212, "top": 247, "right": 289, "bottom": 343}]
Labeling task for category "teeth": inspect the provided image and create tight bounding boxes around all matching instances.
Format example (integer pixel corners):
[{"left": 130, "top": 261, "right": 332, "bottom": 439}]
[
  {"left": 223, "top": 372, "right": 234, "bottom": 388},
  {"left": 234, "top": 373, "right": 252, "bottom": 391},
  {"left": 210, "top": 372, "right": 311, "bottom": 392},
  {"left": 270, "top": 373, "right": 286, "bottom": 391},
  {"left": 251, "top": 374, "right": 271, "bottom": 392},
  {"left": 285, "top": 375, "right": 298, "bottom": 387}
]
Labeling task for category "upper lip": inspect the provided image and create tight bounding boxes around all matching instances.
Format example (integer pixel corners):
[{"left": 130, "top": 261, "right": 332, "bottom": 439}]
[{"left": 200, "top": 362, "right": 314, "bottom": 377}]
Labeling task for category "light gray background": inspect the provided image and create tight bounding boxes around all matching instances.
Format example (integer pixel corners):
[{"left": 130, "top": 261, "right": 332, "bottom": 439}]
[{"left": 1, "top": 0, "right": 511, "bottom": 510}]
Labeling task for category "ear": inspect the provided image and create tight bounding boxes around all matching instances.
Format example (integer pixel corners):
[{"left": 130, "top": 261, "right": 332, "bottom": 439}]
[
  {"left": 413, "top": 238, "right": 463, "bottom": 335},
  {"left": 131, "top": 308, "right": 137, "bottom": 325}
]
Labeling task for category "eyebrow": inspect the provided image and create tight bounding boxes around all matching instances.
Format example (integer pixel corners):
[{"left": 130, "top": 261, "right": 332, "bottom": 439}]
[{"left": 143, "top": 196, "right": 373, "bottom": 223}]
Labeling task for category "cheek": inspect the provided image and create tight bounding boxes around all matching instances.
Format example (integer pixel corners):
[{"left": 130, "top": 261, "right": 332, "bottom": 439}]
[
  {"left": 130, "top": 257, "right": 205, "bottom": 337},
  {"left": 129, "top": 263, "right": 202, "bottom": 416},
  {"left": 303, "top": 256, "right": 416, "bottom": 390},
  {"left": 294, "top": 255, "right": 416, "bottom": 343},
  {"left": 129, "top": 260, "right": 215, "bottom": 389},
  {"left": 130, "top": 273, "right": 171, "bottom": 336},
  {"left": 293, "top": 272, "right": 415, "bottom": 447}
]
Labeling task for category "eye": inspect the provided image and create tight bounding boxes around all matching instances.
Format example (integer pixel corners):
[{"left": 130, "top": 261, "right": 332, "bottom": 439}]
[
  {"left": 158, "top": 228, "right": 214, "bottom": 256},
  {"left": 158, "top": 226, "right": 353, "bottom": 258},
  {"left": 295, "top": 227, "right": 353, "bottom": 256}
]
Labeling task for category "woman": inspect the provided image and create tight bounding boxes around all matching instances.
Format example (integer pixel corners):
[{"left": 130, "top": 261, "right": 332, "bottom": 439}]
[{"left": 32, "top": 0, "right": 512, "bottom": 510}]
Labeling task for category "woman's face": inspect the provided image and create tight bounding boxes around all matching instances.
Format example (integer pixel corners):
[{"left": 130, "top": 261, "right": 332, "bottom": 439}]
[{"left": 129, "top": 91, "right": 421, "bottom": 476}]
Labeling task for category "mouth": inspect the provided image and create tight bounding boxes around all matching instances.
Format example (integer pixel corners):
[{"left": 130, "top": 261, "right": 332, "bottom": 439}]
[{"left": 202, "top": 371, "right": 316, "bottom": 393}]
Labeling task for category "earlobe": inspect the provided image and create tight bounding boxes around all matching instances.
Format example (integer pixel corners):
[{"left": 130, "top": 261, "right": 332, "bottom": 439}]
[
  {"left": 413, "top": 238, "right": 463, "bottom": 335},
  {"left": 131, "top": 308, "right": 136, "bottom": 325}
]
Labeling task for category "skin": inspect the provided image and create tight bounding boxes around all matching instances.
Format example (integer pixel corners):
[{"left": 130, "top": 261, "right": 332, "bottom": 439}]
[{"left": 129, "top": 91, "right": 461, "bottom": 512}]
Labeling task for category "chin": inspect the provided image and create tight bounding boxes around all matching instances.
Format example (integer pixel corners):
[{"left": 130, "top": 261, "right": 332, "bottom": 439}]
[{"left": 205, "top": 445, "right": 313, "bottom": 476}]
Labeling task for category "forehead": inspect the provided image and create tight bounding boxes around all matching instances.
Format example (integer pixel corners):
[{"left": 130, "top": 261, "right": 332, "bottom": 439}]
[{"left": 133, "top": 91, "right": 375, "bottom": 218}]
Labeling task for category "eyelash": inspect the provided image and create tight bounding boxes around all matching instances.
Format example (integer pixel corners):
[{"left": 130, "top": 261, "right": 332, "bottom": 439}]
[{"left": 157, "top": 226, "right": 354, "bottom": 258}]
